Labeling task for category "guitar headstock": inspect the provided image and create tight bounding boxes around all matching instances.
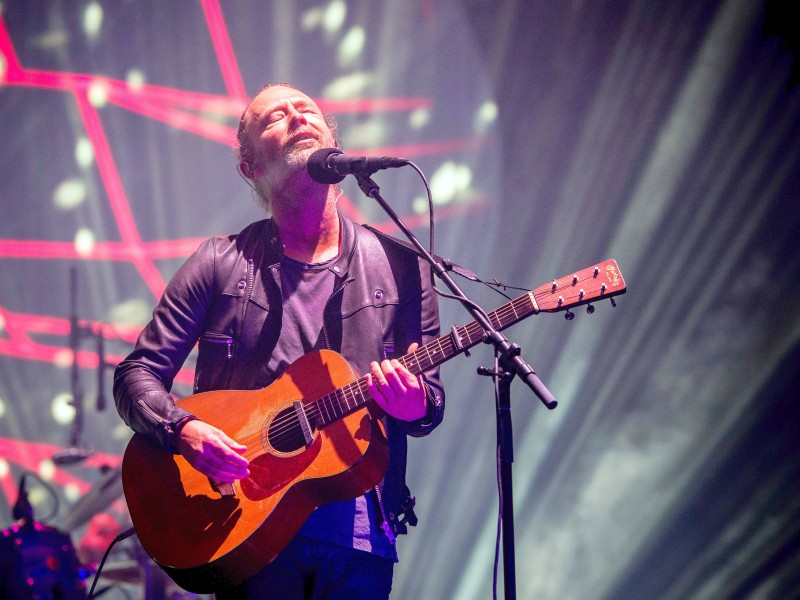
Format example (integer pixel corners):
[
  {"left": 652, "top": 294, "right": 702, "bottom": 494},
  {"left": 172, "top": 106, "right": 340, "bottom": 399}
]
[{"left": 534, "top": 259, "right": 626, "bottom": 313}]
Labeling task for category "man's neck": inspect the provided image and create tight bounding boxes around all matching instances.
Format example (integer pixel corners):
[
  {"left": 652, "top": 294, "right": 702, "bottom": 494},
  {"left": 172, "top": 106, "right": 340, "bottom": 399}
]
[{"left": 270, "top": 183, "right": 340, "bottom": 264}]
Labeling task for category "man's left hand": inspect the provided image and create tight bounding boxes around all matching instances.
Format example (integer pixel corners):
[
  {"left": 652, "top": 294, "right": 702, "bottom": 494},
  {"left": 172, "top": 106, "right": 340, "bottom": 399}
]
[{"left": 366, "top": 343, "right": 427, "bottom": 422}]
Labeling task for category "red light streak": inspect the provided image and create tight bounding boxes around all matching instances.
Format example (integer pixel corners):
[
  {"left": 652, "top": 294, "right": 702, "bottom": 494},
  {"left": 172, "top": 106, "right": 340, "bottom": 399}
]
[
  {"left": 0, "top": 305, "right": 195, "bottom": 386},
  {"left": 0, "top": 238, "right": 208, "bottom": 261},
  {"left": 200, "top": 0, "right": 248, "bottom": 102},
  {"left": 110, "top": 93, "right": 238, "bottom": 145},
  {"left": 0, "top": 437, "right": 122, "bottom": 499},
  {"left": 0, "top": 3, "right": 487, "bottom": 382}
]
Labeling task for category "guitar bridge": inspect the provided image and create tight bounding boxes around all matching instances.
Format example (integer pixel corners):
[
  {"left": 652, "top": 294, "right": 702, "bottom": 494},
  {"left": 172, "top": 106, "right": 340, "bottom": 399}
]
[{"left": 209, "top": 479, "right": 236, "bottom": 498}]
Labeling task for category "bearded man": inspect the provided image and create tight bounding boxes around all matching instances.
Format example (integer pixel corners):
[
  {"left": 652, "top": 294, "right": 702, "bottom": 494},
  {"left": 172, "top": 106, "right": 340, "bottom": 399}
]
[{"left": 114, "top": 84, "right": 445, "bottom": 599}]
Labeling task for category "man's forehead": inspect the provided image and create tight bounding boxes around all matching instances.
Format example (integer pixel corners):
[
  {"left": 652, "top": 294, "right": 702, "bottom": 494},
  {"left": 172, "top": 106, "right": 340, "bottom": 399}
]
[{"left": 247, "top": 86, "right": 321, "bottom": 117}]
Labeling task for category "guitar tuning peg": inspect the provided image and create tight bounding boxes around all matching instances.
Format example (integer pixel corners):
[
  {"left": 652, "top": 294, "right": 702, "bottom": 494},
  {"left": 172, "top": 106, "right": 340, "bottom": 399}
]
[
  {"left": 610, "top": 298, "right": 617, "bottom": 308},
  {"left": 564, "top": 309, "right": 575, "bottom": 320},
  {"left": 586, "top": 304, "right": 595, "bottom": 314}
]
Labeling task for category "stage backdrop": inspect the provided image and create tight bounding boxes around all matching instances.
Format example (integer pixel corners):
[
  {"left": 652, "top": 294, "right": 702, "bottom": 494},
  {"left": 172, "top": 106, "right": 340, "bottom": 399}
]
[{"left": 1, "top": 1, "right": 799, "bottom": 598}]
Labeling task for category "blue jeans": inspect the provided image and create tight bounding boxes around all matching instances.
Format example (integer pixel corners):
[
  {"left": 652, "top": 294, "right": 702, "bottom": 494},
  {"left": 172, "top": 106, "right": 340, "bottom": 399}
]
[{"left": 214, "top": 536, "right": 394, "bottom": 600}]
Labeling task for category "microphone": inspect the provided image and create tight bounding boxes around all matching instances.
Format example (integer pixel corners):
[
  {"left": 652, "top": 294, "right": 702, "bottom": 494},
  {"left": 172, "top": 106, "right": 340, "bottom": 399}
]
[
  {"left": 307, "top": 148, "right": 408, "bottom": 184},
  {"left": 12, "top": 473, "right": 33, "bottom": 521},
  {"left": 52, "top": 446, "right": 96, "bottom": 466}
]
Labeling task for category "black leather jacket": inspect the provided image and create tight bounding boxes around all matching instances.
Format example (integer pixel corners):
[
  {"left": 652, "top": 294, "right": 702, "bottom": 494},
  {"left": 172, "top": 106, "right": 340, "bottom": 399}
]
[{"left": 113, "top": 212, "right": 445, "bottom": 528}]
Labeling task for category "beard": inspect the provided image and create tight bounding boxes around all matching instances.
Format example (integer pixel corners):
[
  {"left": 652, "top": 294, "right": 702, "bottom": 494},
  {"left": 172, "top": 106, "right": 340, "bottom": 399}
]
[
  {"left": 253, "top": 136, "right": 335, "bottom": 214},
  {"left": 263, "top": 135, "right": 334, "bottom": 190},
  {"left": 261, "top": 146, "right": 312, "bottom": 196},
  {"left": 284, "top": 144, "right": 317, "bottom": 171}
]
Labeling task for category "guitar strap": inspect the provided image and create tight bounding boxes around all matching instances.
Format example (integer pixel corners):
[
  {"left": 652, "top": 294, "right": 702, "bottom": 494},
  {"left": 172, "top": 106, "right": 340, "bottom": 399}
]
[{"left": 361, "top": 224, "right": 480, "bottom": 282}]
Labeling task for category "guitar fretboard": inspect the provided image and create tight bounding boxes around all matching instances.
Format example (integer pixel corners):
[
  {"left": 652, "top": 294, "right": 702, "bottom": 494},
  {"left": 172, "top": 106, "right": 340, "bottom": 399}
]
[{"left": 305, "top": 291, "right": 539, "bottom": 428}]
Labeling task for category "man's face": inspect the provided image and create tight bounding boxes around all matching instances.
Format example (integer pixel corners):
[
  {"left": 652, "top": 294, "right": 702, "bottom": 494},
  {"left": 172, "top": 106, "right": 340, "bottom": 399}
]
[{"left": 241, "top": 85, "right": 335, "bottom": 182}]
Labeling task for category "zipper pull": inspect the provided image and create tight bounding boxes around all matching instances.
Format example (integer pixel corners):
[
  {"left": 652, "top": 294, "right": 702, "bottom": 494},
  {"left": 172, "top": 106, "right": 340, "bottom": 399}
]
[
  {"left": 373, "top": 485, "right": 396, "bottom": 545},
  {"left": 380, "top": 520, "right": 397, "bottom": 545}
]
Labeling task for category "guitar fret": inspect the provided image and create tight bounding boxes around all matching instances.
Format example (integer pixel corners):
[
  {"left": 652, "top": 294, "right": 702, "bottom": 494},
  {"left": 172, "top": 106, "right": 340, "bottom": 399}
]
[
  {"left": 508, "top": 301, "right": 519, "bottom": 323},
  {"left": 444, "top": 334, "right": 457, "bottom": 359},
  {"left": 333, "top": 388, "right": 345, "bottom": 414},
  {"left": 423, "top": 344, "right": 433, "bottom": 370},
  {"left": 322, "top": 394, "right": 334, "bottom": 424},
  {"left": 357, "top": 382, "right": 369, "bottom": 406},
  {"left": 411, "top": 351, "right": 423, "bottom": 373},
  {"left": 346, "top": 386, "right": 357, "bottom": 410},
  {"left": 467, "top": 322, "right": 483, "bottom": 344},
  {"left": 314, "top": 396, "right": 328, "bottom": 427}
]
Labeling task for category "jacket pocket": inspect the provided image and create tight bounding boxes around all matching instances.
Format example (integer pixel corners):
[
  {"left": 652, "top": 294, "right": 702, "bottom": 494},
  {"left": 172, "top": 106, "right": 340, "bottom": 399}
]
[{"left": 194, "top": 332, "right": 234, "bottom": 393}]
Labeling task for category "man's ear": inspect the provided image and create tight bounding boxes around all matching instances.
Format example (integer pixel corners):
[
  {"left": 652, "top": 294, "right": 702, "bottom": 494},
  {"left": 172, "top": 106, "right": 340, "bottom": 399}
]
[{"left": 239, "top": 161, "right": 260, "bottom": 179}]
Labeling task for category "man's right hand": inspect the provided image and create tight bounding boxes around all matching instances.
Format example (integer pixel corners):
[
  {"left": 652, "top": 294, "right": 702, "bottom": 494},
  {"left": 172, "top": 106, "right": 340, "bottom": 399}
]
[{"left": 176, "top": 420, "right": 250, "bottom": 483}]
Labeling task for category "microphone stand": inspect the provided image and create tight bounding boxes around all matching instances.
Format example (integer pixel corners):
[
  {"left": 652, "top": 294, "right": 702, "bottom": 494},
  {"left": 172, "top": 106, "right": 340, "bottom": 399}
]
[
  {"left": 354, "top": 174, "right": 557, "bottom": 600},
  {"left": 60, "top": 267, "right": 106, "bottom": 465},
  {"left": 68, "top": 267, "right": 86, "bottom": 451}
]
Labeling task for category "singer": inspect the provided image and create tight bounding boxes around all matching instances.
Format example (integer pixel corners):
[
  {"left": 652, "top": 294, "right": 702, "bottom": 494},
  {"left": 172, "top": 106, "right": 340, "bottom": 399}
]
[{"left": 113, "top": 84, "right": 445, "bottom": 599}]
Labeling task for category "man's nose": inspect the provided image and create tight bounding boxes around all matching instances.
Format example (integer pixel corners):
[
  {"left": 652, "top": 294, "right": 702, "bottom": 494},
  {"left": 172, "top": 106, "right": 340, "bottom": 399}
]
[{"left": 286, "top": 104, "right": 307, "bottom": 127}]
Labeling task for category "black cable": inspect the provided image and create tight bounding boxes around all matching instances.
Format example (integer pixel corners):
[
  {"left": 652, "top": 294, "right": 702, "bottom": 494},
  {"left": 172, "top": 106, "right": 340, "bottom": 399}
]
[
  {"left": 399, "top": 159, "right": 441, "bottom": 302},
  {"left": 87, "top": 527, "right": 137, "bottom": 599},
  {"left": 12, "top": 470, "right": 61, "bottom": 523},
  {"left": 493, "top": 352, "right": 503, "bottom": 600}
]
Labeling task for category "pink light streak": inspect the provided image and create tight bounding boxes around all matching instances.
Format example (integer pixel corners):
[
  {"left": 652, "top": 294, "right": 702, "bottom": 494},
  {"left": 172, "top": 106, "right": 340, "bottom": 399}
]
[
  {"left": 0, "top": 305, "right": 195, "bottom": 386},
  {"left": 0, "top": 238, "right": 208, "bottom": 261},
  {"left": 0, "top": 437, "right": 123, "bottom": 513},
  {"left": 0, "top": 3, "right": 489, "bottom": 376},
  {"left": 200, "top": 0, "right": 248, "bottom": 102}
]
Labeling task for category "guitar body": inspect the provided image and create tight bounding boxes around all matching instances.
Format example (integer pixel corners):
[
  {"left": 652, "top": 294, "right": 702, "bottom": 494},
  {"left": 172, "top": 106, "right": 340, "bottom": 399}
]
[{"left": 122, "top": 349, "right": 389, "bottom": 593}]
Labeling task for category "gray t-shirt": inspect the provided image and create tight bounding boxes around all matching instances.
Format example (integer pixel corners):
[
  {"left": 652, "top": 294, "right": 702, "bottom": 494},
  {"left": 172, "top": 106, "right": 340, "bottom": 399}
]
[{"left": 270, "top": 254, "right": 396, "bottom": 561}]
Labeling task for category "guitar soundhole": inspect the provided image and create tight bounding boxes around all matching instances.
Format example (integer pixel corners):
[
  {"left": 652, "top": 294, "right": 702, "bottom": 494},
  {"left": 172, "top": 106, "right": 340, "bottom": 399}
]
[{"left": 264, "top": 406, "right": 315, "bottom": 454}]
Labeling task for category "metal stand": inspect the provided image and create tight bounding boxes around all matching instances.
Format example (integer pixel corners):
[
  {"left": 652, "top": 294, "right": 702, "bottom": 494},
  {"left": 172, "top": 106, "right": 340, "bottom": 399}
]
[
  {"left": 56, "top": 267, "right": 111, "bottom": 465},
  {"left": 355, "top": 174, "right": 558, "bottom": 599}
]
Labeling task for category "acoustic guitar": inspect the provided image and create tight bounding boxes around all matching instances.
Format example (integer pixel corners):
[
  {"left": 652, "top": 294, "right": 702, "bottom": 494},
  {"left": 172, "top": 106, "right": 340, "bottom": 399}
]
[{"left": 122, "top": 260, "right": 626, "bottom": 593}]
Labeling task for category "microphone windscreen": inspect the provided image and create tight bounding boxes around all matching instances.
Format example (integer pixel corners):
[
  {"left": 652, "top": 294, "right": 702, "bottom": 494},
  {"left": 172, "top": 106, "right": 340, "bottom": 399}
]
[{"left": 307, "top": 147, "right": 346, "bottom": 184}]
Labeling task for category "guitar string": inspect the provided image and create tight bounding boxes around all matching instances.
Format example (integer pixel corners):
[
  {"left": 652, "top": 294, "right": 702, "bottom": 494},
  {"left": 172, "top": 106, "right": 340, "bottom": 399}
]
[
  {"left": 246, "top": 292, "right": 525, "bottom": 448},
  {"left": 237, "top": 268, "right": 609, "bottom": 452},
  {"left": 251, "top": 280, "right": 584, "bottom": 451}
]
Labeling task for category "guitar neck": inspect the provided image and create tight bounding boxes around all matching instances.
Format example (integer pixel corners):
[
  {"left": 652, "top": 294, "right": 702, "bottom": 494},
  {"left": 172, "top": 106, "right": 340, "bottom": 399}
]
[
  {"left": 310, "top": 259, "right": 626, "bottom": 428},
  {"left": 399, "top": 292, "right": 539, "bottom": 376}
]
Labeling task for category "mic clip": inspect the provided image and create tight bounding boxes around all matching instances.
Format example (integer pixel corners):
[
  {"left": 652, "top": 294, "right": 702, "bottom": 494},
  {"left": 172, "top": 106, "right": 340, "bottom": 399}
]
[{"left": 52, "top": 445, "right": 96, "bottom": 466}]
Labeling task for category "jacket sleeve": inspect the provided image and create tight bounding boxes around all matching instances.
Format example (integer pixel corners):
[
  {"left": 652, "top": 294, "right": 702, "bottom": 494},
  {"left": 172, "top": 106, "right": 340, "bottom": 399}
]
[{"left": 113, "top": 237, "right": 220, "bottom": 452}]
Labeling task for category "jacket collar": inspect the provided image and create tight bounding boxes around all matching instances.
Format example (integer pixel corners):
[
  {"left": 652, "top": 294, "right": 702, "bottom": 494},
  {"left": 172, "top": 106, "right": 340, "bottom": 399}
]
[
  {"left": 260, "top": 210, "right": 357, "bottom": 275},
  {"left": 245, "top": 211, "right": 358, "bottom": 308}
]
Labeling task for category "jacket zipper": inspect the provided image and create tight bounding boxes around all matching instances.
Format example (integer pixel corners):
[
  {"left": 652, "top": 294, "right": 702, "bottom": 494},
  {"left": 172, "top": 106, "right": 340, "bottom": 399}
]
[
  {"left": 373, "top": 484, "right": 396, "bottom": 545},
  {"left": 225, "top": 258, "right": 254, "bottom": 389},
  {"left": 136, "top": 398, "right": 171, "bottom": 436}
]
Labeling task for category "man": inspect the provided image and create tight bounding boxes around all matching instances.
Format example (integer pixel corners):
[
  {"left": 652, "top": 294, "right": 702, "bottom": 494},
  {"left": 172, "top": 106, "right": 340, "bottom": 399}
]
[{"left": 113, "top": 83, "right": 445, "bottom": 599}]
